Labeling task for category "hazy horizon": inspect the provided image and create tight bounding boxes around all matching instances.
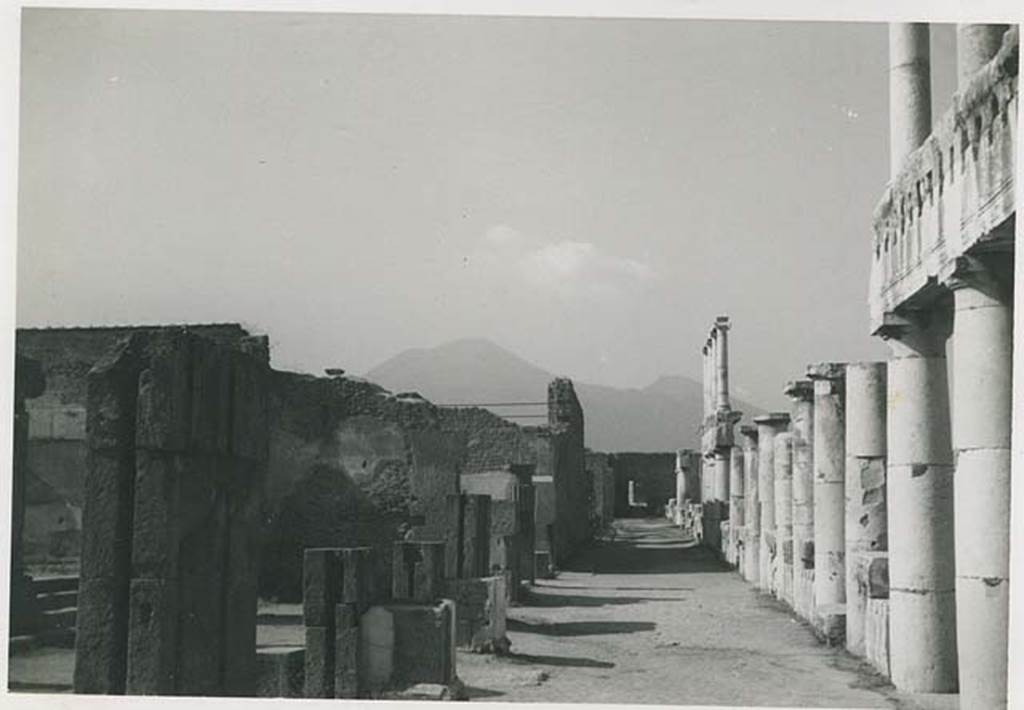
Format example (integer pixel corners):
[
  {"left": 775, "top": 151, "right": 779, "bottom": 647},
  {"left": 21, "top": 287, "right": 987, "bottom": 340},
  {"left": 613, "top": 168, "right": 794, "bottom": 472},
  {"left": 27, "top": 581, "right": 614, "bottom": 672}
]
[{"left": 16, "top": 10, "right": 960, "bottom": 409}]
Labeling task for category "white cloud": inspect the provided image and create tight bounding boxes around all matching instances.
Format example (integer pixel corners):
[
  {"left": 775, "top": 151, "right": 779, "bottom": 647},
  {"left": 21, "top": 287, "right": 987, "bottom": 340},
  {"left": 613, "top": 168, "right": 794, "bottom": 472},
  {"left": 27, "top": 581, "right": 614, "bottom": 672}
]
[{"left": 469, "top": 225, "right": 656, "bottom": 305}]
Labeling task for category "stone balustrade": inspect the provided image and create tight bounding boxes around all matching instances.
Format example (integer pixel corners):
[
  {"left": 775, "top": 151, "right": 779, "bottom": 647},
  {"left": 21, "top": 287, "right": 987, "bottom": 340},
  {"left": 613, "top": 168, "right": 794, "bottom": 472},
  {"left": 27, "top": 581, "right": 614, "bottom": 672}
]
[{"left": 870, "top": 25, "right": 1017, "bottom": 331}]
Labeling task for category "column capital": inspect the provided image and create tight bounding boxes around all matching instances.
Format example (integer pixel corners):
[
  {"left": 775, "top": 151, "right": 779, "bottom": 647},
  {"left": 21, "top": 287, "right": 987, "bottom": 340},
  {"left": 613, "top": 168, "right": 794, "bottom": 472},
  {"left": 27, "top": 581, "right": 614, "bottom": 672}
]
[
  {"left": 873, "top": 307, "right": 952, "bottom": 356},
  {"left": 753, "top": 412, "right": 790, "bottom": 429},
  {"left": 942, "top": 253, "right": 1012, "bottom": 301},
  {"left": 714, "top": 315, "right": 731, "bottom": 332},
  {"left": 784, "top": 379, "right": 814, "bottom": 402},
  {"left": 805, "top": 362, "right": 846, "bottom": 382},
  {"left": 738, "top": 424, "right": 759, "bottom": 442}
]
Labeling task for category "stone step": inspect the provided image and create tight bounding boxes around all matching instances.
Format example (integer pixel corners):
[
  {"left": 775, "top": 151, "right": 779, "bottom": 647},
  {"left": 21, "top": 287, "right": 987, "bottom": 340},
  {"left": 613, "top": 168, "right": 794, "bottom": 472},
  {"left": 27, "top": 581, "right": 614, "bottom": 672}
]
[
  {"left": 41, "top": 607, "right": 77, "bottom": 630},
  {"left": 32, "top": 575, "right": 79, "bottom": 595},
  {"left": 36, "top": 588, "right": 78, "bottom": 611}
]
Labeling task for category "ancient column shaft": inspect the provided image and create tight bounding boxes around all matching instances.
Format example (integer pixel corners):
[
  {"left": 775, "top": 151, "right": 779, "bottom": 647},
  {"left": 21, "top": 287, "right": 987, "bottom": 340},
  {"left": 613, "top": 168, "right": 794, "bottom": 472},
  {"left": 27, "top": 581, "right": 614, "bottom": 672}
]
[
  {"left": 785, "top": 380, "right": 815, "bottom": 620},
  {"left": 754, "top": 413, "right": 790, "bottom": 594},
  {"left": 889, "top": 23, "right": 932, "bottom": 178},
  {"left": 956, "top": 24, "right": 1009, "bottom": 88},
  {"left": 808, "top": 363, "right": 847, "bottom": 610},
  {"left": 949, "top": 261, "right": 1012, "bottom": 709},
  {"left": 714, "top": 449, "right": 730, "bottom": 502},
  {"left": 715, "top": 320, "right": 730, "bottom": 410},
  {"left": 774, "top": 432, "right": 795, "bottom": 605},
  {"left": 844, "top": 362, "right": 888, "bottom": 657},
  {"left": 740, "top": 427, "right": 760, "bottom": 586},
  {"left": 882, "top": 309, "right": 957, "bottom": 693},
  {"left": 730, "top": 445, "right": 745, "bottom": 570}
]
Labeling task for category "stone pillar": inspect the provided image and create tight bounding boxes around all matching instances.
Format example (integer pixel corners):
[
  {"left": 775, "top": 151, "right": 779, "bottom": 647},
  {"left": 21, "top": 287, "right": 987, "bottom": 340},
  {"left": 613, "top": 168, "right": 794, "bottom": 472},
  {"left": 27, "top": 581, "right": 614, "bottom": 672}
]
[
  {"left": 807, "top": 362, "right": 847, "bottom": 633},
  {"left": 754, "top": 413, "right": 790, "bottom": 594},
  {"left": 956, "top": 24, "right": 1009, "bottom": 88},
  {"left": 11, "top": 354, "right": 45, "bottom": 635},
  {"left": 713, "top": 449, "right": 729, "bottom": 502},
  {"left": 785, "top": 380, "right": 815, "bottom": 620},
  {"left": 844, "top": 362, "right": 888, "bottom": 657},
  {"left": 714, "top": 318, "right": 730, "bottom": 410},
  {"left": 729, "top": 445, "right": 745, "bottom": 571},
  {"left": 888, "top": 23, "right": 931, "bottom": 177},
  {"left": 878, "top": 309, "right": 957, "bottom": 693},
  {"left": 948, "top": 257, "right": 1012, "bottom": 709},
  {"left": 702, "top": 343, "right": 711, "bottom": 418},
  {"left": 739, "top": 426, "right": 760, "bottom": 585},
  {"left": 774, "top": 433, "right": 795, "bottom": 606}
]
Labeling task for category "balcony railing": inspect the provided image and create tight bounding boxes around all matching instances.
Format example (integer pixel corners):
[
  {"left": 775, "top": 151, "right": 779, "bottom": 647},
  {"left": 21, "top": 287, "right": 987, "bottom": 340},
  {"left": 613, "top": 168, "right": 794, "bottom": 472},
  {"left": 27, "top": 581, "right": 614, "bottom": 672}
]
[{"left": 869, "top": 26, "right": 1018, "bottom": 330}]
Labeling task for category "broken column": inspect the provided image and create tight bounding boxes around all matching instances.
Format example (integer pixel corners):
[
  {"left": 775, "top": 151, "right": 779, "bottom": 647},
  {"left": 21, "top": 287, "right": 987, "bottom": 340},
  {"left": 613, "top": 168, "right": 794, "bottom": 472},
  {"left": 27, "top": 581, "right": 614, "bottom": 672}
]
[
  {"left": 785, "top": 379, "right": 815, "bottom": 621},
  {"left": 844, "top": 362, "right": 888, "bottom": 658},
  {"left": 888, "top": 23, "right": 931, "bottom": 177},
  {"left": 73, "top": 329, "right": 269, "bottom": 697},
  {"left": 878, "top": 310, "right": 957, "bottom": 693},
  {"left": 774, "top": 432, "right": 794, "bottom": 606},
  {"left": 739, "top": 426, "right": 760, "bottom": 586},
  {"left": 948, "top": 257, "right": 1012, "bottom": 708},
  {"left": 807, "top": 362, "right": 846, "bottom": 644},
  {"left": 753, "top": 413, "right": 789, "bottom": 595}
]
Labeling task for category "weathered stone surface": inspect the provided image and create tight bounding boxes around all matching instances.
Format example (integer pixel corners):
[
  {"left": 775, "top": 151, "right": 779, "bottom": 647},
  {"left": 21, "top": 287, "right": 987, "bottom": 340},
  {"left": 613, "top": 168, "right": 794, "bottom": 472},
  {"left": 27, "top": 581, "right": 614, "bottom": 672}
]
[
  {"left": 80, "top": 450, "right": 135, "bottom": 581},
  {"left": 462, "top": 494, "right": 491, "bottom": 578},
  {"left": 359, "top": 606, "right": 395, "bottom": 693},
  {"left": 341, "top": 547, "right": 376, "bottom": 611},
  {"left": 303, "top": 625, "right": 334, "bottom": 698},
  {"left": 126, "top": 578, "right": 178, "bottom": 695},
  {"left": 390, "top": 600, "right": 456, "bottom": 687},
  {"left": 134, "top": 332, "right": 191, "bottom": 452},
  {"left": 256, "top": 647, "right": 304, "bottom": 698},
  {"left": 334, "top": 604, "right": 359, "bottom": 698},
  {"left": 445, "top": 575, "right": 508, "bottom": 653},
  {"left": 535, "top": 550, "right": 553, "bottom": 580},
  {"left": 303, "top": 548, "right": 343, "bottom": 627},
  {"left": 73, "top": 576, "right": 129, "bottom": 694},
  {"left": 130, "top": 450, "right": 185, "bottom": 580},
  {"left": 392, "top": 541, "right": 445, "bottom": 603},
  {"left": 864, "top": 598, "right": 890, "bottom": 678}
]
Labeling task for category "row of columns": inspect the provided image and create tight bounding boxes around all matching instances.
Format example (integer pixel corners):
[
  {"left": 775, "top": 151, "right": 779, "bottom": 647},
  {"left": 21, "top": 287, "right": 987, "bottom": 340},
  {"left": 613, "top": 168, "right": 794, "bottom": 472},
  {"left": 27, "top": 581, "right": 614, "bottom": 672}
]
[
  {"left": 886, "top": 21, "right": 1012, "bottom": 708},
  {"left": 701, "top": 317, "right": 731, "bottom": 420}
]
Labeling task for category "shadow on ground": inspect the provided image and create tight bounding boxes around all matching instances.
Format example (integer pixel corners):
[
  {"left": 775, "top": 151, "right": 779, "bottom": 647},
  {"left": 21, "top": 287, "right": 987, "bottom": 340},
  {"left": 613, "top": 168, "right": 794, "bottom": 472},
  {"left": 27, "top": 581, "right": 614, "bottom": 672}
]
[{"left": 509, "top": 618, "right": 655, "bottom": 637}]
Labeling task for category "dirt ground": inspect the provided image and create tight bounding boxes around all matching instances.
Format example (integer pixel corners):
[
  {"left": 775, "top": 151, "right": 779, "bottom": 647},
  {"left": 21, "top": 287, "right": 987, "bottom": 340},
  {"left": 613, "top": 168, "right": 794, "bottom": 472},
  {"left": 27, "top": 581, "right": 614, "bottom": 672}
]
[
  {"left": 457, "top": 518, "right": 958, "bottom": 709},
  {"left": 7, "top": 518, "right": 959, "bottom": 708}
]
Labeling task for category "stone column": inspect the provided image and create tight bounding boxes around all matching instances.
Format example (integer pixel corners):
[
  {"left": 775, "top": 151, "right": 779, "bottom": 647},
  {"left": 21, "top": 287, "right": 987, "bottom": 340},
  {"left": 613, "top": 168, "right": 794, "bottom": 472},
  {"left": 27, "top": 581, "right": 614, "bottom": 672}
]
[
  {"left": 754, "top": 413, "right": 790, "bottom": 594},
  {"left": 714, "top": 318, "right": 730, "bottom": 410},
  {"left": 888, "top": 23, "right": 931, "bottom": 177},
  {"left": 730, "top": 445, "right": 745, "bottom": 571},
  {"left": 878, "top": 308, "right": 957, "bottom": 693},
  {"left": 947, "top": 257, "right": 1012, "bottom": 709},
  {"left": 807, "top": 362, "right": 847, "bottom": 638},
  {"left": 774, "top": 432, "right": 795, "bottom": 606},
  {"left": 740, "top": 426, "right": 760, "bottom": 585},
  {"left": 713, "top": 449, "right": 729, "bottom": 503},
  {"left": 844, "top": 362, "right": 888, "bottom": 657},
  {"left": 785, "top": 380, "right": 815, "bottom": 621},
  {"left": 702, "top": 345, "right": 710, "bottom": 419},
  {"left": 956, "top": 24, "right": 1009, "bottom": 88}
]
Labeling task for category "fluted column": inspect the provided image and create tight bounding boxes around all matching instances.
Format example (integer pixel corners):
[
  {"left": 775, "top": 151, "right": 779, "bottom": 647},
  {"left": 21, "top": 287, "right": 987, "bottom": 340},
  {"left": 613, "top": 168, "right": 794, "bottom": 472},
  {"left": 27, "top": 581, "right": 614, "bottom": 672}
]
[
  {"left": 889, "top": 23, "right": 931, "bottom": 177},
  {"left": 740, "top": 426, "right": 760, "bottom": 586},
  {"left": 844, "top": 362, "right": 888, "bottom": 657},
  {"left": 785, "top": 379, "right": 815, "bottom": 620},
  {"left": 947, "top": 256, "right": 1012, "bottom": 709},
  {"left": 774, "top": 432, "right": 795, "bottom": 606},
  {"left": 754, "top": 413, "right": 790, "bottom": 595},
  {"left": 807, "top": 362, "right": 847, "bottom": 641},
  {"left": 956, "top": 24, "right": 1009, "bottom": 88},
  {"left": 702, "top": 344, "right": 711, "bottom": 419},
  {"left": 878, "top": 308, "right": 957, "bottom": 693}
]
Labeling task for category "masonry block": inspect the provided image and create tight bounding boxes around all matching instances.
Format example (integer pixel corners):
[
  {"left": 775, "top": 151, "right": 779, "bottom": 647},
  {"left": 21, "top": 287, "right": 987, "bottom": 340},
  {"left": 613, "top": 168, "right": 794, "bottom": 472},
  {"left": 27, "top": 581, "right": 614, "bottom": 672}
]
[
  {"left": 814, "top": 603, "right": 847, "bottom": 647},
  {"left": 341, "top": 547, "right": 376, "bottom": 612},
  {"left": 126, "top": 578, "right": 178, "bottom": 694},
  {"left": 445, "top": 575, "right": 508, "bottom": 653},
  {"left": 865, "top": 598, "right": 891, "bottom": 677},
  {"left": 303, "top": 625, "right": 334, "bottom": 698},
  {"left": 534, "top": 550, "right": 554, "bottom": 580},
  {"left": 462, "top": 495, "right": 491, "bottom": 578},
  {"left": 256, "top": 648, "right": 304, "bottom": 698},
  {"left": 392, "top": 541, "right": 445, "bottom": 603},
  {"left": 303, "top": 548, "right": 343, "bottom": 627},
  {"left": 73, "top": 576, "right": 130, "bottom": 694},
  {"left": 334, "top": 604, "right": 359, "bottom": 699},
  {"left": 390, "top": 600, "right": 457, "bottom": 687}
]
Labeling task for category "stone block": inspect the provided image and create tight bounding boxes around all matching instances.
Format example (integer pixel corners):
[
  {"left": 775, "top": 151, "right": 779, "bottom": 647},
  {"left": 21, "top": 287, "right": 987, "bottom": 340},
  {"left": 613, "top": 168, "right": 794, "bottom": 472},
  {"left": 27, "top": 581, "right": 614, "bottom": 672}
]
[
  {"left": 359, "top": 606, "right": 395, "bottom": 693},
  {"left": 462, "top": 495, "right": 491, "bottom": 578},
  {"left": 342, "top": 547, "right": 376, "bottom": 611},
  {"left": 814, "top": 603, "right": 847, "bottom": 647},
  {"left": 445, "top": 576, "right": 508, "bottom": 653},
  {"left": 535, "top": 550, "right": 554, "bottom": 579},
  {"left": 230, "top": 350, "right": 269, "bottom": 463},
  {"left": 334, "top": 604, "right": 359, "bottom": 698},
  {"left": 126, "top": 578, "right": 178, "bottom": 694},
  {"left": 188, "top": 335, "right": 235, "bottom": 454},
  {"left": 134, "top": 332, "right": 191, "bottom": 452},
  {"left": 490, "top": 500, "right": 519, "bottom": 537},
  {"left": 86, "top": 335, "right": 143, "bottom": 451},
  {"left": 304, "top": 625, "right": 334, "bottom": 698},
  {"left": 390, "top": 600, "right": 456, "bottom": 687},
  {"left": 130, "top": 450, "right": 185, "bottom": 580},
  {"left": 80, "top": 449, "right": 135, "bottom": 581},
  {"left": 444, "top": 494, "right": 462, "bottom": 579},
  {"left": 73, "top": 576, "right": 129, "bottom": 694},
  {"left": 256, "top": 647, "right": 304, "bottom": 698},
  {"left": 303, "top": 548, "right": 343, "bottom": 627},
  {"left": 221, "top": 476, "right": 262, "bottom": 697}
]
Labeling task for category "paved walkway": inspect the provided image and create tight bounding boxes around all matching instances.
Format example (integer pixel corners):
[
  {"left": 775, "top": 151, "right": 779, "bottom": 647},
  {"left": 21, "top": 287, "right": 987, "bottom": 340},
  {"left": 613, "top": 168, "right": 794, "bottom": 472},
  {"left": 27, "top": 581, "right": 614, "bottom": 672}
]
[{"left": 459, "top": 518, "right": 953, "bottom": 708}]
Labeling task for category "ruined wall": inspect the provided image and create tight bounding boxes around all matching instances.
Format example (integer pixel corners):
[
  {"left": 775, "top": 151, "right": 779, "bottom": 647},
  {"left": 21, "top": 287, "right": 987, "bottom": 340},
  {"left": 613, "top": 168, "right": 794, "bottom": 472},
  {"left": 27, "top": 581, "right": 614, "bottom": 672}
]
[
  {"left": 585, "top": 451, "right": 615, "bottom": 533},
  {"left": 610, "top": 452, "right": 677, "bottom": 516},
  {"left": 261, "top": 372, "right": 465, "bottom": 600}
]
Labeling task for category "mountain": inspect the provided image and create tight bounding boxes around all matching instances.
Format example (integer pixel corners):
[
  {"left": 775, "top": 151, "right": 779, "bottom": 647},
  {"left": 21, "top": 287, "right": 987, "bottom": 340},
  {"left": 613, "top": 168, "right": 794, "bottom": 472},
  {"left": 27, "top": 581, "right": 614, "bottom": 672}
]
[{"left": 364, "top": 338, "right": 767, "bottom": 452}]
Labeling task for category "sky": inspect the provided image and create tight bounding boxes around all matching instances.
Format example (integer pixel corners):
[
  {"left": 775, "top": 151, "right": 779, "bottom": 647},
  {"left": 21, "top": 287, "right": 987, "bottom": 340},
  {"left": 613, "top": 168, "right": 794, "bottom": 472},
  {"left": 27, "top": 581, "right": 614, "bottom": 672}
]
[{"left": 15, "top": 9, "right": 959, "bottom": 409}]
